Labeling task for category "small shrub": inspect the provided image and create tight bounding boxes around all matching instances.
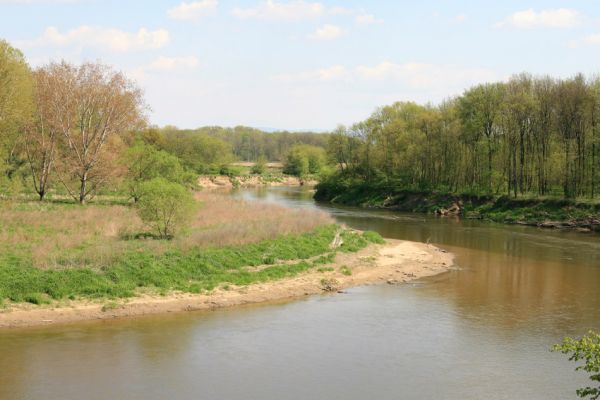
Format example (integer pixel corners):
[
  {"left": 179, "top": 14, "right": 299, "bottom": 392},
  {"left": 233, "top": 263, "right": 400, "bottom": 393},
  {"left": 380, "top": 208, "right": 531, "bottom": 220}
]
[
  {"left": 362, "top": 231, "right": 385, "bottom": 244},
  {"left": 251, "top": 158, "right": 267, "bottom": 175},
  {"left": 340, "top": 266, "right": 352, "bottom": 276},
  {"left": 136, "top": 178, "right": 197, "bottom": 239},
  {"left": 220, "top": 165, "right": 243, "bottom": 177},
  {"left": 262, "top": 254, "right": 276, "bottom": 265}
]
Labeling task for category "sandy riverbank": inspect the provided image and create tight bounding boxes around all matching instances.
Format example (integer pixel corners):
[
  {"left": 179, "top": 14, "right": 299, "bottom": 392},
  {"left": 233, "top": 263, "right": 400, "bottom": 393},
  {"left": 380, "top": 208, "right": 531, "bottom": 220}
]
[
  {"left": 198, "top": 175, "right": 318, "bottom": 189},
  {"left": 0, "top": 239, "right": 454, "bottom": 329}
]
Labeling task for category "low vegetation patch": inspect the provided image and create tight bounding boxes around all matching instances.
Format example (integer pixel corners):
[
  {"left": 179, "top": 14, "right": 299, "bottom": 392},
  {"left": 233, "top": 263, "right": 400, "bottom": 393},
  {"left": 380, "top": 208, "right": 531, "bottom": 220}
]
[{"left": 0, "top": 197, "right": 383, "bottom": 303}]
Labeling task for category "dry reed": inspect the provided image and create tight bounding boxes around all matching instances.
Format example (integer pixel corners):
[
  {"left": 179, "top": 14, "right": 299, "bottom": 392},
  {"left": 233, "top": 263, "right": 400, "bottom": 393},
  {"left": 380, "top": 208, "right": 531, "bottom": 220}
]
[{"left": 0, "top": 192, "right": 333, "bottom": 269}]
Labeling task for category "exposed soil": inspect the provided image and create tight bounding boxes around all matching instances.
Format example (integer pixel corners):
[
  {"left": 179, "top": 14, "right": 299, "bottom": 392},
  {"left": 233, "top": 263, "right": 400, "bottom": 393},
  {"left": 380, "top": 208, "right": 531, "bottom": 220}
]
[{"left": 198, "top": 175, "right": 318, "bottom": 189}]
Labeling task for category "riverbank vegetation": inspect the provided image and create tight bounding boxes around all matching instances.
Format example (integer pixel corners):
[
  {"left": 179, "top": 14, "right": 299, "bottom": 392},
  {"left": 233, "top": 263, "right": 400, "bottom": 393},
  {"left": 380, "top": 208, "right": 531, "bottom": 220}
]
[
  {"left": 0, "top": 190, "right": 383, "bottom": 305},
  {"left": 0, "top": 38, "right": 362, "bottom": 307},
  {"left": 318, "top": 73, "right": 600, "bottom": 227}
]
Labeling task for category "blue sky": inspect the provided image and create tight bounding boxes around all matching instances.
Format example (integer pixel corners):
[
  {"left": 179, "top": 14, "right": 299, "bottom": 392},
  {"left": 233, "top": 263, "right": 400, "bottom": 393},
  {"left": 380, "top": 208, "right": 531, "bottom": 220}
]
[{"left": 1, "top": 0, "right": 600, "bottom": 130}]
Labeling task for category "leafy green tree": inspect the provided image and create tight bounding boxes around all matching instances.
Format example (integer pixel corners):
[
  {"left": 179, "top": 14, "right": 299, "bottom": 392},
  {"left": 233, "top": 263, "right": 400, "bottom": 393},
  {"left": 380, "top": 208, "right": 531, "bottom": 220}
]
[
  {"left": 283, "top": 147, "right": 309, "bottom": 176},
  {"left": 458, "top": 83, "right": 504, "bottom": 192},
  {"left": 159, "top": 130, "right": 233, "bottom": 173},
  {"left": 553, "top": 331, "right": 600, "bottom": 399},
  {"left": 124, "top": 141, "right": 193, "bottom": 202},
  {"left": 284, "top": 144, "right": 327, "bottom": 176},
  {"left": 0, "top": 40, "right": 33, "bottom": 194},
  {"left": 136, "top": 178, "right": 196, "bottom": 238}
]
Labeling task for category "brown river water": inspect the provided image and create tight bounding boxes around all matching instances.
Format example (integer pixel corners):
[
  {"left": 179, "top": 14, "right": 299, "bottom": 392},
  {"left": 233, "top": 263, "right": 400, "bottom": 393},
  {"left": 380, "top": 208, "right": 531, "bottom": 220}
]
[{"left": 0, "top": 186, "right": 598, "bottom": 400}]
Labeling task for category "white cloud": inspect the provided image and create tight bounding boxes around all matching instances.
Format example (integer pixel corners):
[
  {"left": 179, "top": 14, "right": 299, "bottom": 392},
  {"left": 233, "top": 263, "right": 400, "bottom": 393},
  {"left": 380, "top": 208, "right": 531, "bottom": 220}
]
[
  {"left": 355, "top": 62, "right": 499, "bottom": 88},
  {"left": 232, "top": 0, "right": 324, "bottom": 21},
  {"left": 275, "top": 62, "right": 499, "bottom": 90},
  {"left": 167, "top": 0, "right": 218, "bottom": 21},
  {"left": 496, "top": 8, "right": 580, "bottom": 29},
  {"left": 355, "top": 14, "right": 383, "bottom": 25},
  {"left": 19, "top": 26, "right": 169, "bottom": 52},
  {"left": 130, "top": 56, "right": 200, "bottom": 81},
  {"left": 308, "top": 24, "right": 344, "bottom": 40}
]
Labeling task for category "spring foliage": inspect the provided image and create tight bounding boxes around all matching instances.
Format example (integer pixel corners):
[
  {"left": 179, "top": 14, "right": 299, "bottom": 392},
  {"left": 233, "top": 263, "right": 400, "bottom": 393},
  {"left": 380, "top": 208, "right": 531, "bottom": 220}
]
[
  {"left": 136, "top": 178, "right": 196, "bottom": 238},
  {"left": 553, "top": 331, "right": 600, "bottom": 399},
  {"left": 326, "top": 74, "right": 600, "bottom": 199}
]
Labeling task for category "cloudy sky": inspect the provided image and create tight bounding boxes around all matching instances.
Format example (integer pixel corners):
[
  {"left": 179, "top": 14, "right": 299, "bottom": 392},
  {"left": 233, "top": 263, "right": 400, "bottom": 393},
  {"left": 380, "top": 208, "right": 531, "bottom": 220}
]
[{"left": 1, "top": 0, "right": 599, "bottom": 130}]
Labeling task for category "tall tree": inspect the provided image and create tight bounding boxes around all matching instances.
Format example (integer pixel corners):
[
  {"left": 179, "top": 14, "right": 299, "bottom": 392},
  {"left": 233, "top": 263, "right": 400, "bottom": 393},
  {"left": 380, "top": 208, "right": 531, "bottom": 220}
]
[
  {"left": 459, "top": 83, "right": 504, "bottom": 192},
  {"left": 22, "top": 67, "right": 63, "bottom": 200},
  {"left": 46, "top": 61, "right": 145, "bottom": 203},
  {"left": 0, "top": 40, "right": 33, "bottom": 191}
]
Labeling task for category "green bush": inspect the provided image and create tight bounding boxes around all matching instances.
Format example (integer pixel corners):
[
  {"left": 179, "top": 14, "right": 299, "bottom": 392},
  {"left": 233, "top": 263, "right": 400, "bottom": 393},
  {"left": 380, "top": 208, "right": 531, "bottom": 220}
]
[
  {"left": 283, "top": 144, "right": 327, "bottom": 176},
  {"left": 251, "top": 158, "right": 267, "bottom": 175},
  {"left": 219, "top": 165, "right": 243, "bottom": 177},
  {"left": 124, "top": 141, "right": 196, "bottom": 202},
  {"left": 136, "top": 178, "right": 196, "bottom": 239}
]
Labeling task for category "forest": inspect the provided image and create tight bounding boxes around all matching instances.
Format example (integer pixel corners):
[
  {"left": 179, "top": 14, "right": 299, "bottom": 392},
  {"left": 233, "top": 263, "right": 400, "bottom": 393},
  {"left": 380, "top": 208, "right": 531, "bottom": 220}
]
[{"left": 324, "top": 73, "right": 600, "bottom": 200}]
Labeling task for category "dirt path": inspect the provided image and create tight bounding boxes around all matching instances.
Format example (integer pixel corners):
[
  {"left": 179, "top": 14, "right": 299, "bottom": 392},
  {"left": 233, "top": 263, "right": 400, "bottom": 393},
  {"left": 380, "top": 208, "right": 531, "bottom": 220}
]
[{"left": 0, "top": 239, "right": 454, "bottom": 329}]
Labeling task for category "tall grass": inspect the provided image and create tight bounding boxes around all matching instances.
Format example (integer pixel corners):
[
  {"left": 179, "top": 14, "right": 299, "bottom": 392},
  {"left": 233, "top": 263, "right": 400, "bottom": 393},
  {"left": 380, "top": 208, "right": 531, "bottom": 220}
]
[
  {"left": 0, "top": 192, "right": 380, "bottom": 304},
  {"left": 0, "top": 193, "right": 333, "bottom": 269}
]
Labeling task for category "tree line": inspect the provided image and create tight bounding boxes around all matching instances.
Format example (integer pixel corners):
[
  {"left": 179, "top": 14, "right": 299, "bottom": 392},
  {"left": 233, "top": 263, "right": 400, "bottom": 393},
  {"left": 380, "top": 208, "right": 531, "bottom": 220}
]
[
  {"left": 159, "top": 126, "right": 328, "bottom": 165},
  {"left": 0, "top": 39, "right": 329, "bottom": 202},
  {"left": 327, "top": 73, "right": 600, "bottom": 199}
]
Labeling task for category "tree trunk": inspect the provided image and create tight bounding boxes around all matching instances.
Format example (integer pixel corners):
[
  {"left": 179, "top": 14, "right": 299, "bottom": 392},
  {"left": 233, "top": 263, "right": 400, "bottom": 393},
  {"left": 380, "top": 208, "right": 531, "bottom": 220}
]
[
  {"left": 487, "top": 139, "right": 493, "bottom": 194},
  {"left": 79, "top": 172, "right": 88, "bottom": 204}
]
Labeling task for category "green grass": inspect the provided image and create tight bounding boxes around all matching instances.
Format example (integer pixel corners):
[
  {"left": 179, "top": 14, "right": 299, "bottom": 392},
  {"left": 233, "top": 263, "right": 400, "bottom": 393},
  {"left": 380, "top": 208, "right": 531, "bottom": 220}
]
[{"left": 0, "top": 225, "right": 383, "bottom": 304}]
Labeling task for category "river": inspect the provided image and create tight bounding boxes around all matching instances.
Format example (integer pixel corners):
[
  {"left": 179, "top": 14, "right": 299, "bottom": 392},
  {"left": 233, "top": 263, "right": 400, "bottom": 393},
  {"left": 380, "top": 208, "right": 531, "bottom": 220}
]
[{"left": 1, "top": 186, "right": 598, "bottom": 400}]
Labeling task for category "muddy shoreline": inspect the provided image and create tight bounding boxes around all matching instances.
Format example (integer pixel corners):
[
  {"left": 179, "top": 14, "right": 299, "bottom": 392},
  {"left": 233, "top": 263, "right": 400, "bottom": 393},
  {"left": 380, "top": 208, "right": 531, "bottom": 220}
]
[{"left": 0, "top": 239, "right": 454, "bottom": 329}]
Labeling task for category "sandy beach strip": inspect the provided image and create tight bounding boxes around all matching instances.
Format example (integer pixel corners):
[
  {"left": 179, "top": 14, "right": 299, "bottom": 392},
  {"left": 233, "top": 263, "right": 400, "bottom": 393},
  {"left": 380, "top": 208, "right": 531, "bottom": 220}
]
[{"left": 0, "top": 239, "right": 454, "bottom": 329}]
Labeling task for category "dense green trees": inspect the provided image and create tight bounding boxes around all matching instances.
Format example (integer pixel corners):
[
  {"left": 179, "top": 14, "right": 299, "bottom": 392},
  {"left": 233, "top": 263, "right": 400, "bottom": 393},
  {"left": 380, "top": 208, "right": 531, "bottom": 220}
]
[
  {"left": 123, "top": 141, "right": 194, "bottom": 202},
  {"left": 283, "top": 144, "right": 327, "bottom": 176},
  {"left": 326, "top": 74, "right": 600, "bottom": 199},
  {"left": 159, "top": 129, "right": 234, "bottom": 173},
  {"left": 160, "top": 125, "right": 328, "bottom": 163}
]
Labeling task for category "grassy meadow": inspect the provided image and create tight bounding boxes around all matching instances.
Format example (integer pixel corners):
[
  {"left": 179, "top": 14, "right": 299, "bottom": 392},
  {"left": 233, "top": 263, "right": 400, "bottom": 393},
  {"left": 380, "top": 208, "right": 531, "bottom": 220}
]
[{"left": 0, "top": 192, "right": 382, "bottom": 305}]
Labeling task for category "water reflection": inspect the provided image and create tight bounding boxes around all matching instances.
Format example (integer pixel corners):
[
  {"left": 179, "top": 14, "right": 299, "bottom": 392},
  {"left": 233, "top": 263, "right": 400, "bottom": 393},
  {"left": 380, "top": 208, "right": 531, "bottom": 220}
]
[
  {"left": 236, "top": 186, "right": 600, "bottom": 331},
  {"left": 0, "top": 186, "right": 598, "bottom": 400}
]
